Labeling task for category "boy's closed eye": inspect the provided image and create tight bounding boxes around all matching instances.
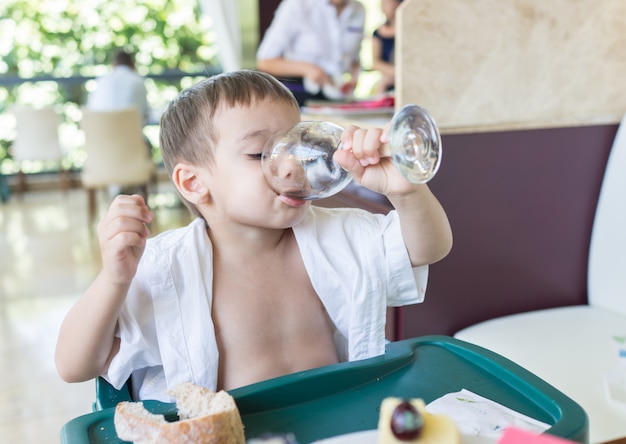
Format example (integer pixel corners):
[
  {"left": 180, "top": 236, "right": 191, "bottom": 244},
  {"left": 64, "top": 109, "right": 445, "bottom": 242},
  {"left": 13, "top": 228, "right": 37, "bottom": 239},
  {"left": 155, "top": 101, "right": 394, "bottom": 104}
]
[{"left": 247, "top": 153, "right": 263, "bottom": 160}]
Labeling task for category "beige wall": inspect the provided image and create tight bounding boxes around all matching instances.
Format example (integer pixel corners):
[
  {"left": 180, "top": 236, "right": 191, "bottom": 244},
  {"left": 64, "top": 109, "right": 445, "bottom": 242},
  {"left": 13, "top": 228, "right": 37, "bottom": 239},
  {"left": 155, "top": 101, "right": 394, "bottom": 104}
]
[{"left": 396, "top": 0, "right": 626, "bottom": 131}]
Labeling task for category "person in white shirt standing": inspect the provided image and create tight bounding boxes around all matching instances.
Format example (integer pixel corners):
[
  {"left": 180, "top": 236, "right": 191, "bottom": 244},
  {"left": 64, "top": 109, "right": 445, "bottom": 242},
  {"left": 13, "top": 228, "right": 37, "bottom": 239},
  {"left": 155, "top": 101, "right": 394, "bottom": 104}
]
[
  {"left": 87, "top": 49, "right": 151, "bottom": 124},
  {"left": 256, "top": 0, "right": 365, "bottom": 106}
]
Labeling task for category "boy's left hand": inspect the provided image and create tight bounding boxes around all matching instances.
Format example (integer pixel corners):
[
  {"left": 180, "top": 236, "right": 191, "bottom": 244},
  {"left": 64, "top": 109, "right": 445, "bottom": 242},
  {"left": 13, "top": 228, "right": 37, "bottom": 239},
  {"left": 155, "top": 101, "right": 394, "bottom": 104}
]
[{"left": 334, "top": 125, "right": 418, "bottom": 197}]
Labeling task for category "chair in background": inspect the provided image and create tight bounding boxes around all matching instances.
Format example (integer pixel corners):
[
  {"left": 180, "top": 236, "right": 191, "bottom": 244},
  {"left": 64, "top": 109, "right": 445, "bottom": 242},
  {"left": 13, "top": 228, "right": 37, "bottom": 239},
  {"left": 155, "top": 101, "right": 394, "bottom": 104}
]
[
  {"left": 11, "top": 105, "right": 68, "bottom": 198},
  {"left": 454, "top": 115, "right": 626, "bottom": 443},
  {"left": 80, "top": 108, "right": 155, "bottom": 224}
]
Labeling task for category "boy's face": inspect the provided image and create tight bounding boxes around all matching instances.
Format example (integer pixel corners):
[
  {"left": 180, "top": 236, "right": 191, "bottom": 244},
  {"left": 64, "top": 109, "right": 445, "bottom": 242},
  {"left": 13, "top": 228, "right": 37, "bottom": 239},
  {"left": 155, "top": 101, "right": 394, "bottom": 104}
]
[{"left": 195, "top": 98, "right": 307, "bottom": 229}]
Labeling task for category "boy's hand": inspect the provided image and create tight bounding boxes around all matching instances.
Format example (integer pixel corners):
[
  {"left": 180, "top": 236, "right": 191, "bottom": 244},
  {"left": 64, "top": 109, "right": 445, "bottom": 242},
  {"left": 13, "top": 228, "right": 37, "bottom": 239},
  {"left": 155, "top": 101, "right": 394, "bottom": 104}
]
[
  {"left": 97, "top": 194, "right": 153, "bottom": 285},
  {"left": 334, "top": 125, "right": 418, "bottom": 197},
  {"left": 336, "top": 125, "right": 453, "bottom": 267}
]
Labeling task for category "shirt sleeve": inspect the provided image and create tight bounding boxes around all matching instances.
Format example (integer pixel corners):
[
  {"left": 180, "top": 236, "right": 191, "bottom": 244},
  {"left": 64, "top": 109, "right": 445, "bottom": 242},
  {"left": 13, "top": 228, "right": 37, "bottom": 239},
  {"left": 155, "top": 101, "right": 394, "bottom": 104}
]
[
  {"left": 104, "top": 266, "right": 161, "bottom": 391},
  {"left": 105, "top": 219, "right": 219, "bottom": 401},
  {"left": 382, "top": 210, "right": 428, "bottom": 307},
  {"left": 294, "top": 206, "right": 428, "bottom": 361}
]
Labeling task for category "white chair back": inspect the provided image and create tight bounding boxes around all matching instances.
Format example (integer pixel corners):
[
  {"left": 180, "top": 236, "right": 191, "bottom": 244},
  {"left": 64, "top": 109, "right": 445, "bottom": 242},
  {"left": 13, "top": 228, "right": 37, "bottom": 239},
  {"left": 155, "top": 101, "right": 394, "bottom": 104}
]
[
  {"left": 12, "top": 106, "right": 64, "bottom": 162},
  {"left": 588, "top": 114, "right": 626, "bottom": 315},
  {"left": 80, "top": 108, "right": 154, "bottom": 188}
]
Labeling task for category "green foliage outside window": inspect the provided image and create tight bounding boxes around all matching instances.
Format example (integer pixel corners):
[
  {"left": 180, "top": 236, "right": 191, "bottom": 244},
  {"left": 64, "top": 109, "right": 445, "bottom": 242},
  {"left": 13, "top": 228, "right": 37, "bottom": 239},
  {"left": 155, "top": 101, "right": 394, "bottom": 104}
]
[{"left": 0, "top": 0, "right": 220, "bottom": 173}]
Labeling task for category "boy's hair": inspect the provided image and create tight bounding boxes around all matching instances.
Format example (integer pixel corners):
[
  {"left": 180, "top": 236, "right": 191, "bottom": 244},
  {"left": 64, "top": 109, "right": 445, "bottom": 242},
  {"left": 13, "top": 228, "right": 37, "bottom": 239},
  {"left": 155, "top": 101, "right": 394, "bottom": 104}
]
[{"left": 159, "top": 70, "right": 299, "bottom": 217}]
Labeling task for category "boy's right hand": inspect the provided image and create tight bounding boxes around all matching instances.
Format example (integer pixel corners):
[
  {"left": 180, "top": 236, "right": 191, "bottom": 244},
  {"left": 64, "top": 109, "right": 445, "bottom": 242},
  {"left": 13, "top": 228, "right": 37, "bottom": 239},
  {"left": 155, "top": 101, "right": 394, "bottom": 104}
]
[{"left": 97, "top": 194, "right": 153, "bottom": 285}]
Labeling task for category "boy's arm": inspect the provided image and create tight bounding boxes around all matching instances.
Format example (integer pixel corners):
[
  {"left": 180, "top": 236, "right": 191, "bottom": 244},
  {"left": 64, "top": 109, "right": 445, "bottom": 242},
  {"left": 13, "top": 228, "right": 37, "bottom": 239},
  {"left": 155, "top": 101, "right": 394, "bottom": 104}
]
[
  {"left": 334, "top": 126, "right": 453, "bottom": 266},
  {"left": 55, "top": 195, "right": 153, "bottom": 382},
  {"left": 385, "top": 185, "right": 453, "bottom": 266},
  {"left": 55, "top": 273, "right": 128, "bottom": 382}
]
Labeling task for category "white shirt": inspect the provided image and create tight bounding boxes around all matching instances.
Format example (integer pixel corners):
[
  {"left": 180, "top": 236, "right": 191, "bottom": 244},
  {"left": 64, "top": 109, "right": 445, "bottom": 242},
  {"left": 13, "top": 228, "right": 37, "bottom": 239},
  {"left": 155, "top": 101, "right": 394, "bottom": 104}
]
[
  {"left": 106, "top": 206, "right": 427, "bottom": 401},
  {"left": 87, "top": 65, "right": 150, "bottom": 123},
  {"left": 256, "top": 0, "right": 366, "bottom": 77}
]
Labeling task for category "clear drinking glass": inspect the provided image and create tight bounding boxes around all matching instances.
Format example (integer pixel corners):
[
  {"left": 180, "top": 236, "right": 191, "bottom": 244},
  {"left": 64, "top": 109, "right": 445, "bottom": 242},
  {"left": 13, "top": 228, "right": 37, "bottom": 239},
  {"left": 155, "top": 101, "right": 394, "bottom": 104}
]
[{"left": 261, "top": 104, "right": 441, "bottom": 200}]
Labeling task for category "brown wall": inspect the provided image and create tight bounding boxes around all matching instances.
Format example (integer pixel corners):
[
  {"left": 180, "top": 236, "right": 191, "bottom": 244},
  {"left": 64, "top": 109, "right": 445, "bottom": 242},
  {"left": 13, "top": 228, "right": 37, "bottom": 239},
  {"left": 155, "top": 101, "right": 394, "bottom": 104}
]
[
  {"left": 258, "top": 0, "right": 281, "bottom": 41},
  {"left": 400, "top": 124, "right": 616, "bottom": 338},
  {"left": 323, "top": 124, "right": 616, "bottom": 340}
]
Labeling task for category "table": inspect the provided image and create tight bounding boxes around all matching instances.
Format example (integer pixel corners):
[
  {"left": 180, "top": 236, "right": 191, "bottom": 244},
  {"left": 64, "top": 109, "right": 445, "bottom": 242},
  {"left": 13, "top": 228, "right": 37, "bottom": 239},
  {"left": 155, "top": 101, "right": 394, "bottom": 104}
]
[
  {"left": 60, "top": 335, "right": 588, "bottom": 443},
  {"left": 300, "top": 110, "right": 393, "bottom": 130}
]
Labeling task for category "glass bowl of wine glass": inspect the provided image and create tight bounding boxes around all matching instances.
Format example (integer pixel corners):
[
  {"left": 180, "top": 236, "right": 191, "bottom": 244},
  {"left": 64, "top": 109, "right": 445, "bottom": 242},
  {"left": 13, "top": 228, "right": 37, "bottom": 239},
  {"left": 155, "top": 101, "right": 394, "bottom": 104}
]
[{"left": 262, "top": 104, "right": 441, "bottom": 200}]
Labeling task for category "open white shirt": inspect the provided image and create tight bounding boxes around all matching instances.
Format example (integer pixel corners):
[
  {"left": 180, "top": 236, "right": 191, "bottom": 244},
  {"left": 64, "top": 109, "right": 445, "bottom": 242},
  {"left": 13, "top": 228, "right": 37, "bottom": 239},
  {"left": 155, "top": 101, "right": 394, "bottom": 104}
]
[
  {"left": 106, "top": 206, "right": 427, "bottom": 401},
  {"left": 256, "top": 0, "right": 365, "bottom": 77}
]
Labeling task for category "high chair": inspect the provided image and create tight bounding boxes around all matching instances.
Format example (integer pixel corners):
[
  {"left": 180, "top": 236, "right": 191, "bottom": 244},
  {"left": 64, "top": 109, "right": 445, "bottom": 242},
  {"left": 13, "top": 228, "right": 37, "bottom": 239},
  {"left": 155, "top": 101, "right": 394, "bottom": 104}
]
[
  {"left": 455, "top": 115, "right": 626, "bottom": 443},
  {"left": 77, "top": 337, "right": 588, "bottom": 443}
]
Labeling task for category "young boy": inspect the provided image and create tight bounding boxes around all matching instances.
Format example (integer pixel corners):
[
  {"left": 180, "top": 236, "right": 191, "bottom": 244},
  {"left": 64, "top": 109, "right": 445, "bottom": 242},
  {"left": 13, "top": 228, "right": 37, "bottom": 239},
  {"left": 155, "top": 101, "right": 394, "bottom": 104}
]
[{"left": 55, "top": 70, "right": 452, "bottom": 401}]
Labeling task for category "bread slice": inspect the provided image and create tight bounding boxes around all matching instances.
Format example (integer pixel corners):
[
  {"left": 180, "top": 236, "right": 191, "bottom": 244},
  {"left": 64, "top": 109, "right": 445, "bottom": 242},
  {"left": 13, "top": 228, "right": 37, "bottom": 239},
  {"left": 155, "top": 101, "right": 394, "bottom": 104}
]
[
  {"left": 114, "top": 382, "right": 246, "bottom": 444},
  {"left": 378, "top": 397, "right": 460, "bottom": 444}
]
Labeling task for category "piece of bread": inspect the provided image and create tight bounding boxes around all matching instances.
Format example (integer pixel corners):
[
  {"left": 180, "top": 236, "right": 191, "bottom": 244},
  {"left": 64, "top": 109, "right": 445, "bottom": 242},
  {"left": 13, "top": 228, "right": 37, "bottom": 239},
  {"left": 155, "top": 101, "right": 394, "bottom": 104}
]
[
  {"left": 378, "top": 397, "right": 460, "bottom": 444},
  {"left": 114, "top": 382, "right": 245, "bottom": 444}
]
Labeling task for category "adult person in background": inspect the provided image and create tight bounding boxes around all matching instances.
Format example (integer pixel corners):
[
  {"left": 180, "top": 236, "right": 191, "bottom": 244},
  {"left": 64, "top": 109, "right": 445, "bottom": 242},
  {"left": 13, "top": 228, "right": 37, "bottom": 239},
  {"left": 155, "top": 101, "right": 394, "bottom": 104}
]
[
  {"left": 87, "top": 49, "right": 151, "bottom": 125},
  {"left": 256, "top": 0, "right": 366, "bottom": 106},
  {"left": 371, "top": 0, "right": 403, "bottom": 94}
]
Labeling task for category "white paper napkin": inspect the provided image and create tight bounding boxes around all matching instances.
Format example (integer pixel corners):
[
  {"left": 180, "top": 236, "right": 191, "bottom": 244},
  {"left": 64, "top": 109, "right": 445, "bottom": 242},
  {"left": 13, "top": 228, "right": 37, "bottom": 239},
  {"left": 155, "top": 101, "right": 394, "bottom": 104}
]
[{"left": 426, "top": 389, "right": 550, "bottom": 439}]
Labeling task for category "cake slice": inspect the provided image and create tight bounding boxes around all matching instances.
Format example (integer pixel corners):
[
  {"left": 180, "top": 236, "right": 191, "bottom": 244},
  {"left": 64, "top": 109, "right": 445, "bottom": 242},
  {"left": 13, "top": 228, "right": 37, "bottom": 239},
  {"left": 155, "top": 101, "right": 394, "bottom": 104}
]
[{"left": 378, "top": 397, "right": 460, "bottom": 443}]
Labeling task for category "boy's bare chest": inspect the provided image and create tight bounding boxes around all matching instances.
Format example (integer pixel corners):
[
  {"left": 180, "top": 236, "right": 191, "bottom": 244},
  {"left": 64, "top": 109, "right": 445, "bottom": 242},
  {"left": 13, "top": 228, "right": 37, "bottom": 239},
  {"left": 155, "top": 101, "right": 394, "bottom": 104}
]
[
  {"left": 212, "top": 253, "right": 322, "bottom": 332},
  {"left": 211, "top": 248, "right": 338, "bottom": 389}
]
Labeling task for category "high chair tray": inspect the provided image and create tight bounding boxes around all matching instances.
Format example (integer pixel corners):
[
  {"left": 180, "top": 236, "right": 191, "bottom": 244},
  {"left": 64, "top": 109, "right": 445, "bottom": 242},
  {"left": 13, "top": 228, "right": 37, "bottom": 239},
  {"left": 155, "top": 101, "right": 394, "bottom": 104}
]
[{"left": 60, "top": 335, "right": 588, "bottom": 443}]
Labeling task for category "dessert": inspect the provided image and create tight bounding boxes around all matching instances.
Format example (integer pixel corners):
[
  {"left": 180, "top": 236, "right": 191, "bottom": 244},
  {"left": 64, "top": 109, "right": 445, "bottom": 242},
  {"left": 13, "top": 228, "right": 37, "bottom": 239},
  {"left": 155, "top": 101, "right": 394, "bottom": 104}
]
[{"left": 378, "top": 397, "right": 460, "bottom": 443}]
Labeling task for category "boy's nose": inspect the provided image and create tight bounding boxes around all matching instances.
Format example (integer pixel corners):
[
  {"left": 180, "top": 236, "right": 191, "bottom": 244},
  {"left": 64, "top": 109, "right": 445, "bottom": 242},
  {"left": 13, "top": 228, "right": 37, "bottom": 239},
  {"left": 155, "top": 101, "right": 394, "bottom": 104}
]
[
  {"left": 278, "top": 157, "right": 304, "bottom": 180},
  {"left": 278, "top": 157, "right": 306, "bottom": 183}
]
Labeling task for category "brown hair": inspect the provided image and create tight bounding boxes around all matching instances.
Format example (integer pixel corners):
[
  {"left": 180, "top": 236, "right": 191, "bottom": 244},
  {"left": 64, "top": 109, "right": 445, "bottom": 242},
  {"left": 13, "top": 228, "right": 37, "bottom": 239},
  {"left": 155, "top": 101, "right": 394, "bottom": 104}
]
[
  {"left": 113, "top": 50, "right": 134, "bottom": 68},
  {"left": 159, "top": 70, "right": 299, "bottom": 216}
]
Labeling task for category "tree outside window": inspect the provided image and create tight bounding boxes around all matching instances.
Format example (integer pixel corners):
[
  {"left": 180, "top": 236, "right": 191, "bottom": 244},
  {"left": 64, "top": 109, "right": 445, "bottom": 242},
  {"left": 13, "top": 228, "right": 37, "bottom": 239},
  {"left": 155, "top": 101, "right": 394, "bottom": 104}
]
[{"left": 0, "top": 0, "right": 219, "bottom": 174}]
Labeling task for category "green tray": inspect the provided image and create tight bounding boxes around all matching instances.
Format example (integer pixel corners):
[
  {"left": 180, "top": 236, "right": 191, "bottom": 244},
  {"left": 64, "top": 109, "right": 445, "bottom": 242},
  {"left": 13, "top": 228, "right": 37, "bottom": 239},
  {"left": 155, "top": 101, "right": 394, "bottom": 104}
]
[{"left": 60, "top": 335, "right": 589, "bottom": 443}]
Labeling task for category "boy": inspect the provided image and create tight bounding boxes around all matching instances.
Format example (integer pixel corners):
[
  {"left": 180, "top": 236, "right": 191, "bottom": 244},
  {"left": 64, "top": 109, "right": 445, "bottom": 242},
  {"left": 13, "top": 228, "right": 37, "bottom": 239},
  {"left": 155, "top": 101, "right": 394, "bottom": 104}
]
[{"left": 55, "top": 70, "right": 452, "bottom": 401}]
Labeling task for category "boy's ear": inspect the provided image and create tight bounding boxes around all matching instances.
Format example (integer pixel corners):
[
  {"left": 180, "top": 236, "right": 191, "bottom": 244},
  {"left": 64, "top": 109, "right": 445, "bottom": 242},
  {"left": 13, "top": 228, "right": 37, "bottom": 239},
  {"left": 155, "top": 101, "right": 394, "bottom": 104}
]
[{"left": 172, "top": 163, "right": 210, "bottom": 205}]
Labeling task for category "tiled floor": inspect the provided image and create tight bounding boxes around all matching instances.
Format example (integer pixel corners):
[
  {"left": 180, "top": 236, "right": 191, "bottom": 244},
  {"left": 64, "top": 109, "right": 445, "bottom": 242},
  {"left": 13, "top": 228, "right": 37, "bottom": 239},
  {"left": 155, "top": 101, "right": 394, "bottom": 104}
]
[{"left": 0, "top": 184, "right": 191, "bottom": 443}]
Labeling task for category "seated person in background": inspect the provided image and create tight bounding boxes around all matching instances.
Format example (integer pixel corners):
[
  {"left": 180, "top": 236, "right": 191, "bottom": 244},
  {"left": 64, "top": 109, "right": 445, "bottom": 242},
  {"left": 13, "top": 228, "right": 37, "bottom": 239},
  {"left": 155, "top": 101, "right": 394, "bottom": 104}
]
[
  {"left": 256, "top": 0, "right": 366, "bottom": 106},
  {"left": 87, "top": 49, "right": 151, "bottom": 124},
  {"left": 55, "top": 70, "right": 452, "bottom": 402},
  {"left": 372, "top": 0, "right": 403, "bottom": 94}
]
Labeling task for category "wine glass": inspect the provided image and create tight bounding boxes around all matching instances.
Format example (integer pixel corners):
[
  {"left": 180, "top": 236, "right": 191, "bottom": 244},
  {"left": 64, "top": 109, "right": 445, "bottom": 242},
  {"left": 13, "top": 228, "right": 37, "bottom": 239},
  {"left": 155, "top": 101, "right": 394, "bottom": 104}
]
[{"left": 261, "top": 104, "right": 441, "bottom": 200}]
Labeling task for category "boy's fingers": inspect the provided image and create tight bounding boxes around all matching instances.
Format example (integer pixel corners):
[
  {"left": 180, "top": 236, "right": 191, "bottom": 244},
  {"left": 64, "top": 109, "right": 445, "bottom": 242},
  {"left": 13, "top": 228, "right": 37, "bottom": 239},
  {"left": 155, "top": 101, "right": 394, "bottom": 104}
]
[
  {"left": 348, "top": 128, "right": 384, "bottom": 166},
  {"left": 98, "top": 218, "right": 150, "bottom": 245},
  {"left": 362, "top": 128, "right": 384, "bottom": 161},
  {"left": 105, "top": 195, "right": 153, "bottom": 224},
  {"left": 333, "top": 149, "right": 365, "bottom": 180},
  {"left": 109, "top": 231, "right": 148, "bottom": 252},
  {"left": 380, "top": 123, "right": 391, "bottom": 143},
  {"left": 340, "top": 125, "right": 359, "bottom": 151}
]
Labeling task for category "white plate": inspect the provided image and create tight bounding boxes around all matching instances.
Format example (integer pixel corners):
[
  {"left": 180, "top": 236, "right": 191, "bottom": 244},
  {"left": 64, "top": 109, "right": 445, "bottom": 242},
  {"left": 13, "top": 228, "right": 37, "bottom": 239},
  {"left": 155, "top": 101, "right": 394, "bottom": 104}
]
[
  {"left": 313, "top": 430, "right": 377, "bottom": 444},
  {"left": 314, "top": 429, "right": 497, "bottom": 444}
]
